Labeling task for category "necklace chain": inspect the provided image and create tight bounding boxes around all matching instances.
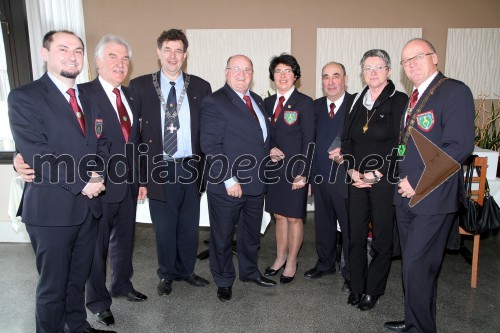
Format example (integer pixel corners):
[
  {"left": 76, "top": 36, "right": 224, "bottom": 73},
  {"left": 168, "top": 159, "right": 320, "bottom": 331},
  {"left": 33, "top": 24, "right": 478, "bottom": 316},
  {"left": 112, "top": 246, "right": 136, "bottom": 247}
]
[{"left": 363, "top": 108, "right": 378, "bottom": 133}]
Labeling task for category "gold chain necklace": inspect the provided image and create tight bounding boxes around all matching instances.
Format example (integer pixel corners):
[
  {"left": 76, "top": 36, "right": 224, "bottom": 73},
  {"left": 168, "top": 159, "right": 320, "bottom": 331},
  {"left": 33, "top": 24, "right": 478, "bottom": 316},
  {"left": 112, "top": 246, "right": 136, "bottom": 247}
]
[{"left": 363, "top": 108, "right": 378, "bottom": 133}]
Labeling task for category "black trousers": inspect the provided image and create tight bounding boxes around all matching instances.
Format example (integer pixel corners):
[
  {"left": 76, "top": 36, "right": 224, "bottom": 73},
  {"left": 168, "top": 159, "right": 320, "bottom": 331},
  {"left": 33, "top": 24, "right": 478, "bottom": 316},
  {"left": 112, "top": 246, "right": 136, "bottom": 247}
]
[
  {"left": 86, "top": 184, "right": 137, "bottom": 313},
  {"left": 396, "top": 205, "right": 455, "bottom": 333},
  {"left": 149, "top": 162, "right": 200, "bottom": 280},
  {"left": 312, "top": 182, "right": 350, "bottom": 280},
  {"left": 348, "top": 181, "right": 395, "bottom": 296},
  {"left": 207, "top": 191, "right": 263, "bottom": 287},
  {"left": 26, "top": 211, "right": 96, "bottom": 333}
]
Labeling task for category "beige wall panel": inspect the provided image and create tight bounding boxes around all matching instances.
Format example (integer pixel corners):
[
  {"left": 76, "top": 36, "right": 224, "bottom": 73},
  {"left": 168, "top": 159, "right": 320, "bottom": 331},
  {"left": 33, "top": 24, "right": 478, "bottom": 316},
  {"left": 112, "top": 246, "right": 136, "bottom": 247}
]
[
  {"left": 186, "top": 29, "right": 291, "bottom": 96},
  {"left": 445, "top": 28, "right": 500, "bottom": 98},
  {"left": 316, "top": 28, "right": 421, "bottom": 98},
  {"left": 82, "top": 0, "right": 500, "bottom": 97}
]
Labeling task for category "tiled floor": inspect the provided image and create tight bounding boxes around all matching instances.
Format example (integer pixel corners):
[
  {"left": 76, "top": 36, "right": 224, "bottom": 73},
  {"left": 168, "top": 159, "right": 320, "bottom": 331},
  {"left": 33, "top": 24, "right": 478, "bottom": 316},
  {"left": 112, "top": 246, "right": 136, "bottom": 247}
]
[{"left": 1, "top": 214, "right": 499, "bottom": 333}]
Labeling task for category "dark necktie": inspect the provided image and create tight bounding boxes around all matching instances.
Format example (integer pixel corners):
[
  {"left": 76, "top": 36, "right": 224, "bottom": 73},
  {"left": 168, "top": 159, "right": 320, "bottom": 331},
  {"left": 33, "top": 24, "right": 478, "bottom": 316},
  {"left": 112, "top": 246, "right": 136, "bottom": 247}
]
[
  {"left": 329, "top": 102, "right": 336, "bottom": 119},
  {"left": 112, "top": 88, "right": 131, "bottom": 142},
  {"left": 163, "top": 82, "right": 179, "bottom": 156},
  {"left": 243, "top": 95, "right": 258, "bottom": 122},
  {"left": 66, "top": 88, "right": 85, "bottom": 134},
  {"left": 405, "top": 89, "right": 419, "bottom": 128},
  {"left": 273, "top": 96, "right": 285, "bottom": 124}
]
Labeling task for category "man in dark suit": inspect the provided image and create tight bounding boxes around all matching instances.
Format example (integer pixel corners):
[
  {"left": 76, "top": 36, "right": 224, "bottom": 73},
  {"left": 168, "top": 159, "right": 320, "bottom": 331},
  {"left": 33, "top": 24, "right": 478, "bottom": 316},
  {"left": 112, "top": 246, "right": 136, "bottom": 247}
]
[
  {"left": 8, "top": 30, "right": 114, "bottom": 333},
  {"left": 385, "top": 38, "right": 475, "bottom": 333},
  {"left": 200, "top": 54, "right": 277, "bottom": 302},
  {"left": 15, "top": 35, "right": 148, "bottom": 327},
  {"left": 128, "top": 29, "right": 211, "bottom": 296},
  {"left": 305, "top": 62, "right": 354, "bottom": 293},
  {"left": 80, "top": 35, "right": 147, "bottom": 326}
]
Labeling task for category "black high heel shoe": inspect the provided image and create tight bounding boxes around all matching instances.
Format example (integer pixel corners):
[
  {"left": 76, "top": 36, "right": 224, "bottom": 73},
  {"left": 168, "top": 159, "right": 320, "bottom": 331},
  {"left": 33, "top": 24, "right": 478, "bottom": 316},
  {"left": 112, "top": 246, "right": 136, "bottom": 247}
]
[
  {"left": 280, "top": 263, "right": 298, "bottom": 284},
  {"left": 264, "top": 261, "right": 286, "bottom": 276}
]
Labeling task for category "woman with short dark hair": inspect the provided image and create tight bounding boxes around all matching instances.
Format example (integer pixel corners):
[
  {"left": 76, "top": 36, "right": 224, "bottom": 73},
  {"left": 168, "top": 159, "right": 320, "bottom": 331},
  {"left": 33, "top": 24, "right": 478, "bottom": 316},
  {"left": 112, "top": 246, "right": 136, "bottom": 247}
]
[{"left": 263, "top": 53, "right": 315, "bottom": 284}]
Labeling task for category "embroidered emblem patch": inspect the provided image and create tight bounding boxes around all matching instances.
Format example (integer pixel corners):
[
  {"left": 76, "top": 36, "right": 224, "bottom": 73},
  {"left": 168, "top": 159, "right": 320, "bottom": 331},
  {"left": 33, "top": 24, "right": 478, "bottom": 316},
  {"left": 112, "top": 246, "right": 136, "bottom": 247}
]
[
  {"left": 95, "top": 119, "right": 103, "bottom": 138},
  {"left": 284, "top": 111, "right": 298, "bottom": 125},
  {"left": 416, "top": 111, "right": 434, "bottom": 132}
]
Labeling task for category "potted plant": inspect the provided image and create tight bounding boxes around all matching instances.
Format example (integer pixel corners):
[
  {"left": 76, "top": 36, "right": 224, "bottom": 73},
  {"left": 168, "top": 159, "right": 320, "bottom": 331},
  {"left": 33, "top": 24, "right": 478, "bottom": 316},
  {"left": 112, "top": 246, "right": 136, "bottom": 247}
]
[{"left": 474, "top": 96, "right": 500, "bottom": 178}]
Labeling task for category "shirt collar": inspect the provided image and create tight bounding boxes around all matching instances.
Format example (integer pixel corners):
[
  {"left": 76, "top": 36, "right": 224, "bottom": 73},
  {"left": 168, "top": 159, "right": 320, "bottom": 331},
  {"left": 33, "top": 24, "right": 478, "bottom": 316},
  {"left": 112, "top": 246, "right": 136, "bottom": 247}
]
[
  {"left": 415, "top": 71, "right": 439, "bottom": 97},
  {"left": 47, "top": 71, "right": 78, "bottom": 97},
  {"left": 161, "top": 71, "right": 184, "bottom": 86},
  {"left": 233, "top": 88, "right": 250, "bottom": 100},
  {"left": 98, "top": 75, "right": 121, "bottom": 93},
  {"left": 277, "top": 86, "right": 295, "bottom": 102},
  {"left": 327, "top": 92, "right": 345, "bottom": 112}
]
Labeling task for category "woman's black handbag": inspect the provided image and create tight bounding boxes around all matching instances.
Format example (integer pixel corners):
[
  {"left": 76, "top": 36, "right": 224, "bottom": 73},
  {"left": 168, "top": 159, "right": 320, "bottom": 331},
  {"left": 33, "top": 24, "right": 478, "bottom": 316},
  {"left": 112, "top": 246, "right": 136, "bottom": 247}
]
[{"left": 459, "top": 155, "right": 500, "bottom": 234}]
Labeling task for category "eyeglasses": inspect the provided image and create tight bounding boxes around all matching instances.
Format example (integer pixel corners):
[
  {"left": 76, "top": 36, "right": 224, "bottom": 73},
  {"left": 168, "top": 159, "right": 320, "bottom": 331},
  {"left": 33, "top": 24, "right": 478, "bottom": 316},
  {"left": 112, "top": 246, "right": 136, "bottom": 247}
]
[
  {"left": 400, "top": 53, "right": 435, "bottom": 67},
  {"left": 362, "top": 65, "right": 388, "bottom": 73},
  {"left": 227, "top": 67, "right": 254, "bottom": 74},
  {"left": 274, "top": 69, "right": 294, "bottom": 75}
]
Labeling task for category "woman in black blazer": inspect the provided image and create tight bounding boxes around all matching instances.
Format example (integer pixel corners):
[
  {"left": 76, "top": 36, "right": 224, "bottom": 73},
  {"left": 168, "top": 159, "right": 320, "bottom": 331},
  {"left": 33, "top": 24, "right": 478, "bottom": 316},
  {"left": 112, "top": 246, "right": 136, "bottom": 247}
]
[
  {"left": 339, "top": 49, "right": 407, "bottom": 310},
  {"left": 263, "top": 54, "right": 315, "bottom": 284}
]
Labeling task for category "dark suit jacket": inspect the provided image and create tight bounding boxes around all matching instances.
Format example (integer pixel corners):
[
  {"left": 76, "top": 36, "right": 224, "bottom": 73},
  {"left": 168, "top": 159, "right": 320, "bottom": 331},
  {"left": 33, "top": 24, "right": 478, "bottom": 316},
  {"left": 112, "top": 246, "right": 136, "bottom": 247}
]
[
  {"left": 200, "top": 84, "right": 270, "bottom": 196},
  {"left": 313, "top": 93, "right": 355, "bottom": 198},
  {"left": 264, "top": 89, "right": 315, "bottom": 178},
  {"left": 79, "top": 78, "right": 140, "bottom": 203},
  {"left": 393, "top": 72, "right": 475, "bottom": 214},
  {"left": 8, "top": 73, "right": 107, "bottom": 226},
  {"left": 128, "top": 71, "right": 212, "bottom": 201}
]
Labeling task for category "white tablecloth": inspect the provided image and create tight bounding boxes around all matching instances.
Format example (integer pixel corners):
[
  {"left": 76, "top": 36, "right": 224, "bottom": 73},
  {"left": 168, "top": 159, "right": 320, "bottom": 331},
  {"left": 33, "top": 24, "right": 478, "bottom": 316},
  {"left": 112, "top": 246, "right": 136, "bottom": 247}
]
[
  {"left": 487, "top": 178, "right": 500, "bottom": 202},
  {"left": 8, "top": 176, "right": 24, "bottom": 232},
  {"left": 8, "top": 177, "right": 272, "bottom": 234},
  {"left": 136, "top": 192, "right": 271, "bottom": 234}
]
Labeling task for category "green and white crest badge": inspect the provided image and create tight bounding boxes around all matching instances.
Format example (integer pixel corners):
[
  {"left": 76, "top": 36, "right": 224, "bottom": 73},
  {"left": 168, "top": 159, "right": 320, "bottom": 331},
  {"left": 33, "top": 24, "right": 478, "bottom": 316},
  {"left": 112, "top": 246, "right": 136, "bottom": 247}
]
[
  {"left": 284, "top": 111, "right": 298, "bottom": 125},
  {"left": 416, "top": 110, "right": 435, "bottom": 132}
]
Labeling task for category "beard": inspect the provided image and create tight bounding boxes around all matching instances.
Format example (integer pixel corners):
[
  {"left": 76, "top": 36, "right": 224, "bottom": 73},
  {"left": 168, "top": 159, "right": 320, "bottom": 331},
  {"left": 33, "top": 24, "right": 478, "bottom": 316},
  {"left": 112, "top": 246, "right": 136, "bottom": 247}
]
[{"left": 60, "top": 69, "right": 80, "bottom": 79}]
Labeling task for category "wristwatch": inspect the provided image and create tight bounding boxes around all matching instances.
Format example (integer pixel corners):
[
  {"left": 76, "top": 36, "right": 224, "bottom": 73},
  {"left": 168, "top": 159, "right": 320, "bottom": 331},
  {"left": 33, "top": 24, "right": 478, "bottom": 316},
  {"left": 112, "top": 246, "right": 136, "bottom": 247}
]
[{"left": 372, "top": 171, "right": 380, "bottom": 183}]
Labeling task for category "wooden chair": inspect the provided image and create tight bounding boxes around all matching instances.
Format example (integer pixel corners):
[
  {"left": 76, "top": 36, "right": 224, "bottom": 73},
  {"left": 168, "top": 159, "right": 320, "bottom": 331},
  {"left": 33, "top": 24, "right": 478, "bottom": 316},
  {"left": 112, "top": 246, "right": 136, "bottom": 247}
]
[{"left": 459, "top": 155, "right": 487, "bottom": 288}]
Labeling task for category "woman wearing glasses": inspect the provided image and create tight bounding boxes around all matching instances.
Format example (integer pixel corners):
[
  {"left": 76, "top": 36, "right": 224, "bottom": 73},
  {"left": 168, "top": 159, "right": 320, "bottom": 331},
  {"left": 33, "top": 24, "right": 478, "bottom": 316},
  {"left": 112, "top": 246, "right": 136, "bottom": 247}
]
[
  {"left": 263, "top": 53, "right": 315, "bottom": 284},
  {"left": 337, "top": 49, "right": 407, "bottom": 310}
]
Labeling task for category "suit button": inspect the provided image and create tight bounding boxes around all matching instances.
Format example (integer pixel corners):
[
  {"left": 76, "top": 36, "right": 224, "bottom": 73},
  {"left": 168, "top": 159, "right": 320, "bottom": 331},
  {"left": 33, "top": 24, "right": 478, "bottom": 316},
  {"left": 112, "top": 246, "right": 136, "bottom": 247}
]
[
  {"left": 149, "top": 140, "right": 153, "bottom": 143},
  {"left": 145, "top": 121, "right": 149, "bottom": 124}
]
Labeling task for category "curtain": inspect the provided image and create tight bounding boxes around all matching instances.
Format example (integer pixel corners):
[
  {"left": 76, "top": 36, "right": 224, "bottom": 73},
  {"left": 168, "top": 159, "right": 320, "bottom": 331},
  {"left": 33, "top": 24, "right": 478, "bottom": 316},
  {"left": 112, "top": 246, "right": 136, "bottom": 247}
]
[
  {"left": 0, "top": 24, "right": 13, "bottom": 149},
  {"left": 25, "top": 0, "right": 90, "bottom": 83}
]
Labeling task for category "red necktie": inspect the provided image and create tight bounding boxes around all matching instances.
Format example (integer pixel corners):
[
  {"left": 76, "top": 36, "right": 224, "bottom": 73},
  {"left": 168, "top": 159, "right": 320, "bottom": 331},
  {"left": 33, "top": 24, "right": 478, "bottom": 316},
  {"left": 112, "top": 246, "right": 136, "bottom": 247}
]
[
  {"left": 243, "top": 95, "right": 258, "bottom": 122},
  {"left": 405, "top": 89, "right": 419, "bottom": 128},
  {"left": 273, "top": 96, "right": 285, "bottom": 124},
  {"left": 329, "top": 102, "right": 336, "bottom": 119},
  {"left": 113, "top": 88, "right": 132, "bottom": 142},
  {"left": 66, "top": 88, "right": 85, "bottom": 134}
]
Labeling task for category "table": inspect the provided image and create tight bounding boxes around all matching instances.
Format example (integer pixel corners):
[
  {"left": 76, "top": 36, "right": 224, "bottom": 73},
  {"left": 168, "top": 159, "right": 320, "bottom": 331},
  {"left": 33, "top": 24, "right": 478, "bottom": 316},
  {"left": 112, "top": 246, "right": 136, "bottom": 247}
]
[{"left": 136, "top": 193, "right": 271, "bottom": 234}]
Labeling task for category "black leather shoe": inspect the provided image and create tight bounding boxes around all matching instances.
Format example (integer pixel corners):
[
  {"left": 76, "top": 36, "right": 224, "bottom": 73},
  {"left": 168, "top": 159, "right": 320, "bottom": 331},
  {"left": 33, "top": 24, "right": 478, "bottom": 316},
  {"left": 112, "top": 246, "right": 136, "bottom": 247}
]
[
  {"left": 384, "top": 320, "right": 406, "bottom": 332},
  {"left": 304, "top": 267, "right": 335, "bottom": 279},
  {"left": 157, "top": 279, "right": 173, "bottom": 295},
  {"left": 357, "top": 294, "right": 379, "bottom": 311},
  {"left": 341, "top": 280, "right": 351, "bottom": 293},
  {"left": 125, "top": 289, "right": 148, "bottom": 302},
  {"left": 217, "top": 287, "right": 232, "bottom": 302},
  {"left": 280, "top": 274, "right": 294, "bottom": 284},
  {"left": 176, "top": 273, "right": 210, "bottom": 287},
  {"left": 80, "top": 327, "right": 117, "bottom": 333},
  {"left": 264, "top": 262, "right": 286, "bottom": 276},
  {"left": 242, "top": 275, "right": 277, "bottom": 287},
  {"left": 95, "top": 309, "right": 114, "bottom": 326},
  {"left": 347, "top": 292, "right": 363, "bottom": 305},
  {"left": 280, "top": 262, "right": 297, "bottom": 284}
]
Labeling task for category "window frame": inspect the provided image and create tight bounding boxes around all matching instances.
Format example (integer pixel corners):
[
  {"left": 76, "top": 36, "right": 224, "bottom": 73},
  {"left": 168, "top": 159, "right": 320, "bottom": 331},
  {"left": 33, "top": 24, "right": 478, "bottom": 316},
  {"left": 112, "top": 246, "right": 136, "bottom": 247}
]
[{"left": 0, "top": 0, "right": 32, "bottom": 163}]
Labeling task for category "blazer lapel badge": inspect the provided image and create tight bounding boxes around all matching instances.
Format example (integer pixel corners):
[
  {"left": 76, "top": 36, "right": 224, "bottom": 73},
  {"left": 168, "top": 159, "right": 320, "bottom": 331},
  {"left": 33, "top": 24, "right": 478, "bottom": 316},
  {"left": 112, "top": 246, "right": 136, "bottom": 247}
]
[{"left": 95, "top": 118, "right": 103, "bottom": 138}]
